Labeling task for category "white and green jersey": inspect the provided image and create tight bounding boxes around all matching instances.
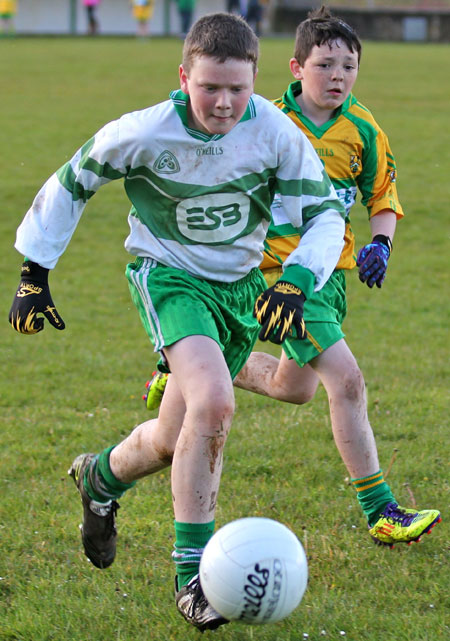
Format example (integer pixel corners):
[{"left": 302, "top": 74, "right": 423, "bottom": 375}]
[{"left": 15, "top": 90, "right": 345, "bottom": 295}]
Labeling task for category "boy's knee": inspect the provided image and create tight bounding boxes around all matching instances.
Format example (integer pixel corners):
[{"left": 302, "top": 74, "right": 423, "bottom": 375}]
[
  {"left": 272, "top": 374, "right": 318, "bottom": 404},
  {"left": 271, "top": 383, "right": 315, "bottom": 404},
  {"left": 338, "top": 365, "right": 365, "bottom": 402},
  {"left": 153, "top": 441, "right": 174, "bottom": 465},
  {"left": 210, "top": 392, "right": 236, "bottom": 424},
  {"left": 294, "top": 386, "right": 317, "bottom": 405},
  {"left": 190, "top": 383, "right": 235, "bottom": 424}
]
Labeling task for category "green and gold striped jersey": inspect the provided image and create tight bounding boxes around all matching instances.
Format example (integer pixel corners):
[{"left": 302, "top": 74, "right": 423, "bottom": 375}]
[
  {"left": 15, "top": 90, "right": 345, "bottom": 295},
  {"left": 261, "top": 81, "right": 404, "bottom": 272}
]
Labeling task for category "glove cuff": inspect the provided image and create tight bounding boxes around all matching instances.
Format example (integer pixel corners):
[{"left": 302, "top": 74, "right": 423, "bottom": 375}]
[
  {"left": 280, "top": 264, "right": 315, "bottom": 298},
  {"left": 372, "top": 234, "right": 392, "bottom": 255},
  {"left": 273, "top": 280, "right": 306, "bottom": 301},
  {"left": 21, "top": 260, "right": 49, "bottom": 284}
]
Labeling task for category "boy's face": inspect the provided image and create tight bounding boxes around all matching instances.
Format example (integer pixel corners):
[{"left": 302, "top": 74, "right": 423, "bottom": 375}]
[
  {"left": 290, "top": 39, "right": 358, "bottom": 121},
  {"left": 179, "top": 56, "right": 256, "bottom": 136}
]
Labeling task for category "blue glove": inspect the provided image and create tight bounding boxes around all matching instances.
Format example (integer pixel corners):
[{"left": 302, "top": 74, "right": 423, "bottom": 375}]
[{"left": 356, "top": 235, "right": 392, "bottom": 288}]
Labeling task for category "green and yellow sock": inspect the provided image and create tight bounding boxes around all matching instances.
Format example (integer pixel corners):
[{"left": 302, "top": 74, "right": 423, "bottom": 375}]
[
  {"left": 173, "top": 520, "right": 215, "bottom": 588},
  {"left": 351, "top": 470, "right": 396, "bottom": 527},
  {"left": 84, "top": 446, "right": 136, "bottom": 503}
]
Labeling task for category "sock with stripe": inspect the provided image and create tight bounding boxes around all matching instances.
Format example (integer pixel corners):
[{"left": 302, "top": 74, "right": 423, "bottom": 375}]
[
  {"left": 84, "top": 445, "right": 136, "bottom": 503},
  {"left": 173, "top": 520, "right": 215, "bottom": 588},
  {"left": 351, "top": 470, "right": 396, "bottom": 527}
]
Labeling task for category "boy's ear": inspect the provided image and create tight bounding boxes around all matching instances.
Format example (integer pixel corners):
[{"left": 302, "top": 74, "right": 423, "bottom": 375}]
[
  {"left": 179, "top": 64, "right": 189, "bottom": 94},
  {"left": 289, "top": 58, "right": 303, "bottom": 80}
]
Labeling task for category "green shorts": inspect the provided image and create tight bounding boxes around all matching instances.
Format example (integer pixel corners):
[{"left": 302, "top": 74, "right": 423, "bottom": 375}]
[
  {"left": 263, "top": 268, "right": 347, "bottom": 367},
  {"left": 282, "top": 269, "right": 347, "bottom": 366},
  {"left": 126, "top": 257, "right": 267, "bottom": 379}
]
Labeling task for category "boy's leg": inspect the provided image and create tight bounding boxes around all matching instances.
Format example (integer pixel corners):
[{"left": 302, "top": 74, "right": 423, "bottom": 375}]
[
  {"left": 145, "top": 349, "right": 317, "bottom": 411},
  {"left": 69, "top": 374, "right": 186, "bottom": 568},
  {"left": 236, "top": 342, "right": 381, "bottom": 476},
  {"left": 164, "top": 335, "right": 234, "bottom": 522},
  {"left": 110, "top": 374, "right": 185, "bottom": 481},
  {"left": 71, "top": 334, "right": 232, "bottom": 629},
  {"left": 235, "top": 341, "right": 378, "bottom": 475},
  {"left": 234, "top": 339, "right": 441, "bottom": 545},
  {"left": 309, "top": 339, "right": 380, "bottom": 478},
  {"left": 164, "top": 335, "right": 233, "bottom": 630},
  {"left": 100, "top": 332, "right": 235, "bottom": 561},
  {"left": 235, "top": 350, "right": 319, "bottom": 404},
  {"left": 312, "top": 340, "right": 439, "bottom": 544}
]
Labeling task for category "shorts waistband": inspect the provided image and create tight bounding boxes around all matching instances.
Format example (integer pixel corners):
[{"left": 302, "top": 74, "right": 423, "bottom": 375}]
[{"left": 132, "top": 257, "right": 264, "bottom": 290}]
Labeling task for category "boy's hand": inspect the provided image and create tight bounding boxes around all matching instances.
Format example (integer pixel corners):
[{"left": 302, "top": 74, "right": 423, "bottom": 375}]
[
  {"left": 9, "top": 261, "right": 65, "bottom": 334},
  {"left": 254, "top": 281, "right": 306, "bottom": 344},
  {"left": 356, "top": 235, "right": 392, "bottom": 288}
]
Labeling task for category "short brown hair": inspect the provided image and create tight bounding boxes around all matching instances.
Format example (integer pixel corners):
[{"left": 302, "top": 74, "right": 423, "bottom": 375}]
[
  {"left": 182, "top": 12, "right": 259, "bottom": 75},
  {"left": 294, "top": 6, "right": 361, "bottom": 66}
]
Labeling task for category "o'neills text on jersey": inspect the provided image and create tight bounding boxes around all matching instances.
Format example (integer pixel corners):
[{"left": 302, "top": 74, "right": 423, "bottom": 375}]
[
  {"left": 315, "top": 147, "right": 334, "bottom": 157},
  {"left": 196, "top": 146, "right": 224, "bottom": 157}
]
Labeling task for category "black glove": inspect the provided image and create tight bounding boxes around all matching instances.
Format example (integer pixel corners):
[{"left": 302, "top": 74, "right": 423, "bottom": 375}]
[
  {"left": 356, "top": 234, "right": 392, "bottom": 288},
  {"left": 254, "top": 280, "right": 306, "bottom": 344},
  {"left": 9, "top": 261, "right": 65, "bottom": 334}
]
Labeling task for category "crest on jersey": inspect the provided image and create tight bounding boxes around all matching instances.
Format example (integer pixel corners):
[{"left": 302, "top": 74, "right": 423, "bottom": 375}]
[
  {"left": 389, "top": 169, "right": 397, "bottom": 183},
  {"left": 349, "top": 154, "right": 361, "bottom": 173},
  {"left": 153, "top": 150, "right": 180, "bottom": 174}
]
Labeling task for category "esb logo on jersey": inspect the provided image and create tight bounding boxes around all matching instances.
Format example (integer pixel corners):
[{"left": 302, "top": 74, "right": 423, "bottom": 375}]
[{"left": 176, "top": 193, "right": 250, "bottom": 243}]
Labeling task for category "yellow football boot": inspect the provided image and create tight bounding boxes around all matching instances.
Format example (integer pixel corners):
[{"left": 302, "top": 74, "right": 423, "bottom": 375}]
[{"left": 369, "top": 502, "right": 441, "bottom": 548}]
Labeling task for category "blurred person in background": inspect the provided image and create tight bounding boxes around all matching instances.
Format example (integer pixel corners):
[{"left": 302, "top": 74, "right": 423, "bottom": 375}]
[
  {"left": 0, "top": 0, "right": 17, "bottom": 36},
  {"left": 226, "top": 0, "right": 247, "bottom": 16},
  {"left": 245, "top": 0, "right": 267, "bottom": 37},
  {"left": 131, "top": 0, "right": 155, "bottom": 38},
  {"left": 82, "top": 0, "right": 101, "bottom": 36},
  {"left": 177, "top": 0, "right": 196, "bottom": 37}
]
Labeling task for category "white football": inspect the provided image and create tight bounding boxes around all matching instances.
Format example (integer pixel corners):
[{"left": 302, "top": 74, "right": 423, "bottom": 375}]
[{"left": 199, "top": 517, "right": 308, "bottom": 624}]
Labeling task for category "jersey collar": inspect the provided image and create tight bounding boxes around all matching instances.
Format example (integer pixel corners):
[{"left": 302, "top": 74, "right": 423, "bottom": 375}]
[
  {"left": 170, "top": 89, "right": 256, "bottom": 142},
  {"left": 282, "top": 80, "right": 356, "bottom": 134}
]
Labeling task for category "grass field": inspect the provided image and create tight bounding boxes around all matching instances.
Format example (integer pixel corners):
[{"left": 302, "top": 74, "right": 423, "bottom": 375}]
[{"left": 0, "top": 36, "right": 448, "bottom": 641}]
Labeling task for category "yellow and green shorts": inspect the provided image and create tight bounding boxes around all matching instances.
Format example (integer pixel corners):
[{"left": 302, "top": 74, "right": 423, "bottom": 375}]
[{"left": 263, "top": 267, "right": 347, "bottom": 366}]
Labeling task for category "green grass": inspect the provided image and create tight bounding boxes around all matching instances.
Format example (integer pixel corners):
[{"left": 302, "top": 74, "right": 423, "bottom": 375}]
[{"left": 0, "top": 37, "right": 449, "bottom": 641}]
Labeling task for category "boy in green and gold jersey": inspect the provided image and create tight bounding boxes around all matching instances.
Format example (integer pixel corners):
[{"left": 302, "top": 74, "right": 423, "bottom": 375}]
[
  {"left": 235, "top": 5, "right": 440, "bottom": 546},
  {"left": 145, "top": 6, "right": 441, "bottom": 549}
]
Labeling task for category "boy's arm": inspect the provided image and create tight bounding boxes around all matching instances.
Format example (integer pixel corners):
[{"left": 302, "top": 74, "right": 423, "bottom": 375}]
[
  {"left": 353, "top": 113, "right": 404, "bottom": 289},
  {"left": 255, "top": 127, "right": 345, "bottom": 344},
  {"left": 281, "top": 200, "right": 345, "bottom": 298},
  {"left": 358, "top": 124, "right": 404, "bottom": 223},
  {"left": 14, "top": 119, "right": 126, "bottom": 270},
  {"left": 275, "top": 120, "right": 346, "bottom": 295},
  {"left": 10, "top": 119, "right": 127, "bottom": 333},
  {"left": 369, "top": 209, "right": 397, "bottom": 240},
  {"left": 254, "top": 199, "right": 344, "bottom": 344}
]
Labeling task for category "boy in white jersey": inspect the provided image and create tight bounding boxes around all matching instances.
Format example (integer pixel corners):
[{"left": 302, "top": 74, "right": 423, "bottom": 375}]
[
  {"left": 8, "top": 13, "right": 345, "bottom": 631},
  {"left": 144, "top": 7, "right": 441, "bottom": 550}
]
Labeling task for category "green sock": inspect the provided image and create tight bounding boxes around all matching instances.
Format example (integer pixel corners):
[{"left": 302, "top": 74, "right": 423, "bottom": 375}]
[
  {"left": 351, "top": 470, "right": 396, "bottom": 527},
  {"left": 173, "top": 520, "right": 215, "bottom": 588},
  {"left": 83, "top": 446, "right": 136, "bottom": 503}
]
